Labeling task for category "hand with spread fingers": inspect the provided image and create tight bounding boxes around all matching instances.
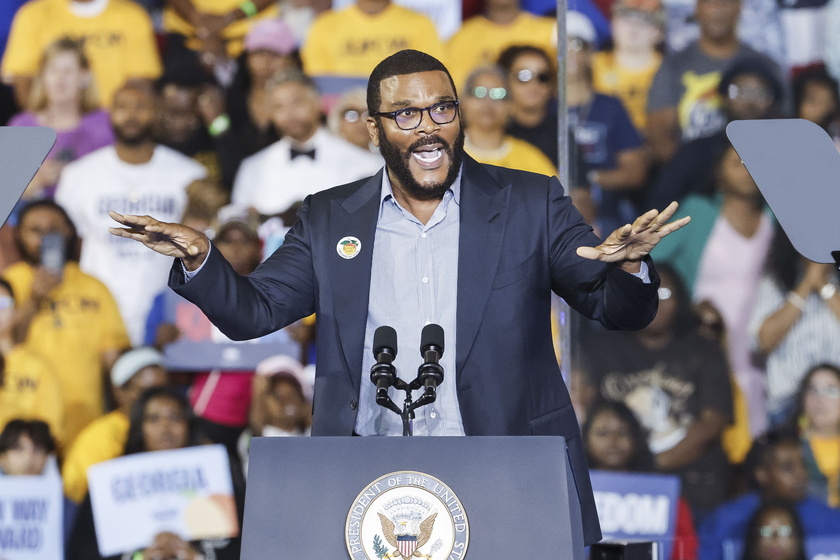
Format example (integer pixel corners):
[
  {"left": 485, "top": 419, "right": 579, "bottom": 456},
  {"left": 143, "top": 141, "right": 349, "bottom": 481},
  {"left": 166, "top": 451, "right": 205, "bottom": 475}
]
[
  {"left": 576, "top": 201, "right": 691, "bottom": 271},
  {"left": 107, "top": 211, "right": 210, "bottom": 271}
]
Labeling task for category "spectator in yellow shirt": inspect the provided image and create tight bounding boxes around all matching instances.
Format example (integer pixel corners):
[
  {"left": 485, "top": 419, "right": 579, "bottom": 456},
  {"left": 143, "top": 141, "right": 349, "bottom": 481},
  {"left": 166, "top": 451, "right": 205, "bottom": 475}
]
[
  {"left": 301, "top": 0, "right": 443, "bottom": 81},
  {"left": 62, "top": 347, "right": 168, "bottom": 503},
  {"left": 1, "top": 0, "right": 162, "bottom": 106},
  {"left": 0, "top": 277, "right": 64, "bottom": 445},
  {"left": 3, "top": 200, "right": 130, "bottom": 446},
  {"left": 592, "top": 0, "right": 666, "bottom": 133},
  {"left": 461, "top": 65, "right": 556, "bottom": 177},
  {"left": 163, "top": 0, "right": 279, "bottom": 62},
  {"left": 445, "top": 0, "right": 556, "bottom": 90}
]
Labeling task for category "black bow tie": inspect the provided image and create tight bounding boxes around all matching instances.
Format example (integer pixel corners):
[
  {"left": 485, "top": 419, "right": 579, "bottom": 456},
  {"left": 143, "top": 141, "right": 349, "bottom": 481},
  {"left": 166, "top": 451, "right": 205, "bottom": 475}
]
[{"left": 290, "top": 147, "right": 316, "bottom": 160}]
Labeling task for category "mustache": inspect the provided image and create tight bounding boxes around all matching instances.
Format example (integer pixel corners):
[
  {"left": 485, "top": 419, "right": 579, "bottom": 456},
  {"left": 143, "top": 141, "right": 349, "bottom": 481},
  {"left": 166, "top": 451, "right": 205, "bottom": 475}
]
[{"left": 408, "top": 135, "right": 450, "bottom": 153}]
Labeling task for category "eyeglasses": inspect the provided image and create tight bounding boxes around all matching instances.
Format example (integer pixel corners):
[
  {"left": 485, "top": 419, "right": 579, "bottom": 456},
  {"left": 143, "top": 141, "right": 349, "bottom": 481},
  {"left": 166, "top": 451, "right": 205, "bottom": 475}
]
[
  {"left": 515, "top": 69, "right": 552, "bottom": 84},
  {"left": 371, "top": 100, "right": 460, "bottom": 131},
  {"left": 806, "top": 385, "right": 840, "bottom": 399},
  {"left": 342, "top": 109, "right": 368, "bottom": 123},
  {"left": 727, "top": 84, "right": 773, "bottom": 103},
  {"left": 470, "top": 86, "right": 507, "bottom": 100},
  {"left": 758, "top": 525, "right": 794, "bottom": 538}
]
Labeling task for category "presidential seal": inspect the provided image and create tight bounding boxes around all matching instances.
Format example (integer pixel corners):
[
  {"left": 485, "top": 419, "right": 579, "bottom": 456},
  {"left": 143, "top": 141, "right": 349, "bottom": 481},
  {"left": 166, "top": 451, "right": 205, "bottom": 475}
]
[{"left": 345, "top": 471, "right": 469, "bottom": 560}]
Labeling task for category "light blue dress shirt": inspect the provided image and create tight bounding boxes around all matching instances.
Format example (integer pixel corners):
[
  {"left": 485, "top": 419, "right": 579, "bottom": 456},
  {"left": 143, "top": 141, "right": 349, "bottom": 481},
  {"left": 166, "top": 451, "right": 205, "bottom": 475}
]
[{"left": 354, "top": 170, "right": 465, "bottom": 436}]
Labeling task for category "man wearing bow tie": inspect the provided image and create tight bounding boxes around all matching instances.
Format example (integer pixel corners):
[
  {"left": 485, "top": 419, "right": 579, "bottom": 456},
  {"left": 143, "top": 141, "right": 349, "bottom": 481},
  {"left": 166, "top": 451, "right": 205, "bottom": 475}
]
[{"left": 231, "top": 68, "right": 382, "bottom": 220}]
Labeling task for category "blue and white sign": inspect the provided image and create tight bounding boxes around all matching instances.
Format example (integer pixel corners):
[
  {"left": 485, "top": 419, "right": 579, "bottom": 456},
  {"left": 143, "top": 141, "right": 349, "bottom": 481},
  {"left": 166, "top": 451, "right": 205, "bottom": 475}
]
[
  {"left": 0, "top": 474, "right": 63, "bottom": 560},
  {"left": 590, "top": 471, "right": 681, "bottom": 559}
]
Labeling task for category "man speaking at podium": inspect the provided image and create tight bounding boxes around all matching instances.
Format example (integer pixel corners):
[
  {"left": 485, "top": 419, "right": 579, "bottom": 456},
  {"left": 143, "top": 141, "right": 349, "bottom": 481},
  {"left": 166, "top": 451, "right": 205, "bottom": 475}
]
[{"left": 109, "top": 50, "right": 689, "bottom": 545}]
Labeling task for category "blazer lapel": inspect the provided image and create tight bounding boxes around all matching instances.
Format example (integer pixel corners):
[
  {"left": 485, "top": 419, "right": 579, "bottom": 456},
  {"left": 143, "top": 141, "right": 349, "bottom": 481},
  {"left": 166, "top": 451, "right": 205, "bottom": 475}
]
[
  {"left": 329, "top": 171, "right": 382, "bottom": 392},
  {"left": 456, "top": 157, "right": 510, "bottom": 374}
]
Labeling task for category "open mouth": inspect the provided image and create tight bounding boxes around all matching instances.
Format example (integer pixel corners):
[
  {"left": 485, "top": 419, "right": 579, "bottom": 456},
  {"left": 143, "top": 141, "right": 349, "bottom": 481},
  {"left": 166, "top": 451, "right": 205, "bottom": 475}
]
[{"left": 411, "top": 144, "right": 445, "bottom": 168}]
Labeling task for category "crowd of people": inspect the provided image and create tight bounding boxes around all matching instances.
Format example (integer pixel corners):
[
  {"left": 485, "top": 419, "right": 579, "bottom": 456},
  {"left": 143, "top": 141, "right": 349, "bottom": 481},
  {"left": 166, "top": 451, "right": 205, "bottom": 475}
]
[{"left": 1, "top": 0, "right": 840, "bottom": 558}]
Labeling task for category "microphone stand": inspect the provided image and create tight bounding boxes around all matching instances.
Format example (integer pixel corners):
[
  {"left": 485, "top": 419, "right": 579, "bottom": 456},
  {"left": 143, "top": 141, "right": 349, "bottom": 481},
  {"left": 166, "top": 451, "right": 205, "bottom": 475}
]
[
  {"left": 372, "top": 369, "right": 443, "bottom": 437},
  {"left": 370, "top": 325, "right": 445, "bottom": 436}
]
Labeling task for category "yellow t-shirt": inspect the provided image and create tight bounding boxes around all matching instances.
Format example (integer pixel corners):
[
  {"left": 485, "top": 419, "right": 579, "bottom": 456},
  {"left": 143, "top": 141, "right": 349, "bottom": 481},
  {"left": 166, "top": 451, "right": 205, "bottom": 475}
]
[
  {"left": 162, "top": 0, "right": 279, "bottom": 58},
  {"left": 445, "top": 13, "right": 557, "bottom": 91},
  {"left": 1, "top": 0, "right": 162, "bottom": 105},
  {"left": 466, "top": 136, "right": 557, "bottom": 177},
  {"left": 809, "top": 434, "right": 840, "bottom": 507},
  {"left": 592, "top": 51, "right": 662, "bottom": 132},
  {"left": 62, "top": 410, "right": 129, "bottom": 503},
  {"left": 4, "top": 262, "right": 130, "bottom": 446},
  {"left": 301, "top": 3, "right": 444, "bottom": 78},
  {"left": 0, "top": 346, "right": 64, "bottom": 445}
]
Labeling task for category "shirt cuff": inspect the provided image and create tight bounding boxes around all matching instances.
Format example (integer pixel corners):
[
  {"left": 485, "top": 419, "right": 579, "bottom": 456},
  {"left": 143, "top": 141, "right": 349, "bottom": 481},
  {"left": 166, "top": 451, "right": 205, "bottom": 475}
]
[
  {"left": 180, "top": 244, "right": 211, "bottom": 281},
  {"left": 631, "top": 261, "right": 650, "bottom": 284}
]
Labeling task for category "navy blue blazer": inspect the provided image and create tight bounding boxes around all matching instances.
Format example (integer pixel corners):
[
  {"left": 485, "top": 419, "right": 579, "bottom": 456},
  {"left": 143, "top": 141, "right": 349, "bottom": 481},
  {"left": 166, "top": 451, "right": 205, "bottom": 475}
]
[{"left": 170, "top": 155, "right": 660, "bottom": 545}]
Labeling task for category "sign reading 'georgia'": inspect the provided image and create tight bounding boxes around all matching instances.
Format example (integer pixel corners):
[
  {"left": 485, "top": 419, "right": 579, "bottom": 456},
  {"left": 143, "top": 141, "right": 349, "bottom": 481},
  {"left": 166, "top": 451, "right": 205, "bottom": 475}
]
[
  {"left": 345, "top": 471, "right": 469, "bottom": 560},
  {"left": 87, "top": 444, "right": 238, "bottom": 557}
]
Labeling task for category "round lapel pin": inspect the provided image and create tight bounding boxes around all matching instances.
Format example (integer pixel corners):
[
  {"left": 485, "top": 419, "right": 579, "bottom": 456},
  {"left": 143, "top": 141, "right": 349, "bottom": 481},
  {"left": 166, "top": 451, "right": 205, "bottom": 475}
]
[{"left": 336, "top": 236, "right": 361, "bottom": 259}]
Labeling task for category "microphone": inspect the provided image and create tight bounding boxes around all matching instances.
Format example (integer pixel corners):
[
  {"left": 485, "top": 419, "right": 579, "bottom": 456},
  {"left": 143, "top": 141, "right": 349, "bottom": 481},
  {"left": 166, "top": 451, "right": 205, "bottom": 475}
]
[
  {"left": 418, "top": 323, "right": 444, "bottom": 390},
  {"left": 370, "top": 326, "right": 398, "bottom": 396}
]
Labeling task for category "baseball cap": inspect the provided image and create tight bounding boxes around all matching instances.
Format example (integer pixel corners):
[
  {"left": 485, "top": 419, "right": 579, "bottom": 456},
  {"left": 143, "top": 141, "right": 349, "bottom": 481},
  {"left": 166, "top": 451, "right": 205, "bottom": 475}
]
[
  {"left": 612, "top": 0, "right": 667, "bottom": 28},
  {"left": 566, "top": 11, "right": 597, "bottom": 45},
  {"left": 243, "top": 19, "right": 296, "bottom": 55},
  {"left": 111, "top": 347, "right": 165, "bottom": 388}
]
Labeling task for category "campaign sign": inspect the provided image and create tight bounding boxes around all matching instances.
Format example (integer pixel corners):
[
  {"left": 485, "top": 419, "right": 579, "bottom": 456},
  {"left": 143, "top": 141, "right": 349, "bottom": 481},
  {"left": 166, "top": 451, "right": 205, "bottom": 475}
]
[
  {"left": 0, "top": 474, "right": 63, "bottom": 560},
  {"left": 590, "top": 470, "right": 681, "bottom": 559},
  {"left": 87, "top": 445, "right": 237, "bottom": 557}
]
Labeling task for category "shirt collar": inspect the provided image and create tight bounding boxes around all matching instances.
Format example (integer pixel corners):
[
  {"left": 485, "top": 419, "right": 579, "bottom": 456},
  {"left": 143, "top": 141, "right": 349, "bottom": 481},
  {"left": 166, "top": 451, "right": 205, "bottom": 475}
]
[{"left": 378, "top": 164, "right": 463, "bottom": 221}]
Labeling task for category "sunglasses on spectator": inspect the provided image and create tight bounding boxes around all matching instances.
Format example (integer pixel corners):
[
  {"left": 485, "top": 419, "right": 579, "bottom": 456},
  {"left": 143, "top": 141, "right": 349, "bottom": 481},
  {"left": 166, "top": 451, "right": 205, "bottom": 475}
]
[
  {"left": 515, "top": 69, "right": 552, "bottom": 84},
  {"left": 758, "top": 525, "right": 794, "bottom": 538},
  {"left": 470, "top": 86, "right": 507, "bottom": 100},
  {"left": 343, "top": 109, "right": 369, "bottom": 123},
  {"left": 727, "top": 84, "right": 773, "bottom": 103}
]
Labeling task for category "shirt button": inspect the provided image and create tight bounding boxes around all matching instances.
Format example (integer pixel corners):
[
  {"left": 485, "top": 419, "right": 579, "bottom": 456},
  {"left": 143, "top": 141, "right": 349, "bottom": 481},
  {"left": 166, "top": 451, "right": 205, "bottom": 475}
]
[
  {"left": 350, "top": 400, "right": 358, "bottom": 410},
  {"left": 421, "top": 232, "right": 427, "bottom": 238},
  {"left": 422, "top": 277, "right": 429, "bottom": 283},
  {"left": 430, "top": 411, "right": 437, "bottom": 419}
]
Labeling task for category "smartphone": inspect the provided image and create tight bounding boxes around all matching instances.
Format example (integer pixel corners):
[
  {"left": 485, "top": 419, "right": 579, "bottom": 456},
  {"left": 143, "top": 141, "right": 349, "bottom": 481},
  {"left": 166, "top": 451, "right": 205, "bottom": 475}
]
[{"left": 40, "top": 232, "right": 65, "bottom": 274}]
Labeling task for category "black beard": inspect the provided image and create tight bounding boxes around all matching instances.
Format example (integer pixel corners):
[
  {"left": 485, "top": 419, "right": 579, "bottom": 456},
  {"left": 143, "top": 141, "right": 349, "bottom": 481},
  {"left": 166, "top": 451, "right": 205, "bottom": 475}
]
[
  {"left": 378, "top": 127, "right": 465, "bottom": 201},
  {"left": 113, "top": 122, "right": 155, "bottom": 146}
]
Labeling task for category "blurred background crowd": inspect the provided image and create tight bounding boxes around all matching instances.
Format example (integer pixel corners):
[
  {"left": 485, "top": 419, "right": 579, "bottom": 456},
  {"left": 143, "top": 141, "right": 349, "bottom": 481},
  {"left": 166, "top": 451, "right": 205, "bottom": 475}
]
[{"left": 1, "top": 0, "right": 840, "bottom": 558}]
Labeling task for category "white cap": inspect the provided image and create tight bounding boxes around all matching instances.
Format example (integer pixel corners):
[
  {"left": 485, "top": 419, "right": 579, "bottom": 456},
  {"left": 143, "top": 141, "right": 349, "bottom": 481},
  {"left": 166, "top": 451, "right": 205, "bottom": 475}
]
[
  {"left": 255, "top": 354, "right": 313, "bottom": 402},
  {"left": 111, "top": 347, "right": 164, "bottom": 388},
  {"left": 566, "top": 11, "right": 597, "bottom": 44}
]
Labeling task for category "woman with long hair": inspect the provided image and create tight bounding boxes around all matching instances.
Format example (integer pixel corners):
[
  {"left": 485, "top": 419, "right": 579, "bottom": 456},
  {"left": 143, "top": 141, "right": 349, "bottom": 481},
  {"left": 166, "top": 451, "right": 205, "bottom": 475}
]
[
  {"left": 785, "top": 363, "right": 840, "bottom": 507},
  {"left": 740, "top": 500, "right": 807, "bottom": 560},
  {"left": 69, "top": 387, "right": 244, "bottom": 560},
  {"left": 9, "top": 37, "right": 113, "bottom": 200},
  {"left": 582, "top": 399, "right": 698, "bottom": 559}
]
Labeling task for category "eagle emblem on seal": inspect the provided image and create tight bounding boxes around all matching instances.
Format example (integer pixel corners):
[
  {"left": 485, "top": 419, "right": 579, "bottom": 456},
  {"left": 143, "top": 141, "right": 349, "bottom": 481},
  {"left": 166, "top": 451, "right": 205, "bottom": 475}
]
[{"left": 376, "top": 496, "right": 438, "bottom": 559}]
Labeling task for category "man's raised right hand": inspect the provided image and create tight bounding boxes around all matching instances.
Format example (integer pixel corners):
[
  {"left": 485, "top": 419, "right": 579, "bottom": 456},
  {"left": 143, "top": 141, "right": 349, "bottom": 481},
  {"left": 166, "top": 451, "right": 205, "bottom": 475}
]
[{"left": 108, "top": 212, "right": 209, "bottom": 271}]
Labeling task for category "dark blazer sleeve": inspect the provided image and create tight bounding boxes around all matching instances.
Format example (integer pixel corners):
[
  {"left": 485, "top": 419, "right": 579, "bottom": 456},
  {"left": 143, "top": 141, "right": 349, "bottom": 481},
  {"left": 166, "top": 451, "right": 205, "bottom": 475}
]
[
  {"left": 169, "top": 198, "right": 318, "bottom": 341},
  {"left": 543, "top": 175, "right": 659, "bottom": 330}
]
